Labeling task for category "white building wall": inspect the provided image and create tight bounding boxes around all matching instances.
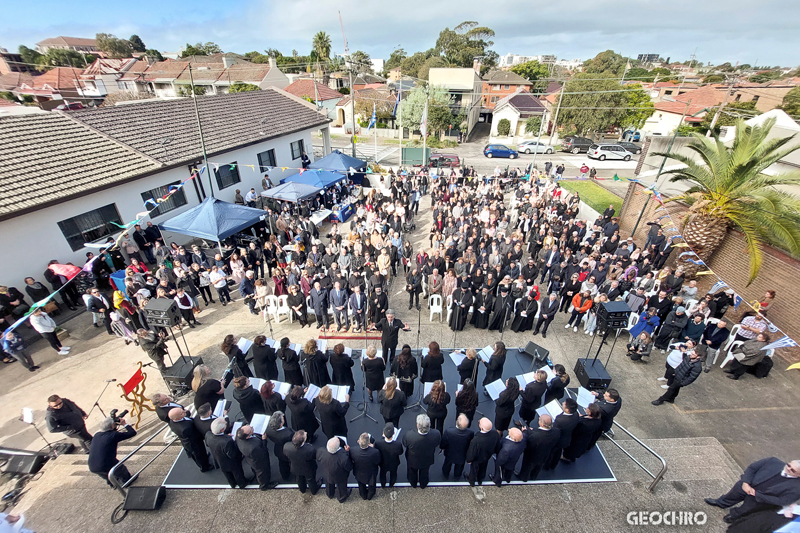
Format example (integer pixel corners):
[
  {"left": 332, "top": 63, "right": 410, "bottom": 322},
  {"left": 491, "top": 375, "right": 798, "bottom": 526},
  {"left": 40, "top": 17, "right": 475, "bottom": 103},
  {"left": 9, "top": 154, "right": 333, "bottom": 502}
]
[
  {"left": 0, "top": 127, "right": 318, "bottom": 292},
  {"left": 642, "top": 111, "right": 685, "bottom": 136}
]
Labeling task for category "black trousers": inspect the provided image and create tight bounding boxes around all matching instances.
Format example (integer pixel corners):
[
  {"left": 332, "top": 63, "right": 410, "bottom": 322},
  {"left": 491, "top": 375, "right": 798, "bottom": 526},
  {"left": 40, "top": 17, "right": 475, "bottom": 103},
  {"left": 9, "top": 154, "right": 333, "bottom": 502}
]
[
  {"left": 408, "top": 290, "right": 420, "bottom": 307},
  {"left": 430, "top": 415, "right": 445, "bottom": 434},
  {"left": 325, "top": 477, "right": 350, "bottom": 502},
  {"left": 379, "top": 465, "right": 398, "bottom": 488},
  {"left": 519, "top": 460, "right": 544, "bottom": 482},
  {"left": 334, "top": 309, "right": 349, "bottom": 329},
  {"left": 94, "top": 463, "right": 131, "bottom": 487},
  {"left": 657, "top": 384, "right": 682, "bottom": 403},
  {"left": 179, "top": 308, "right": 197, "bottom": 325},
  {"left": 351, "top": 310, "right": 365, "bottom": 330},
  {"left": 253, "top": 262, "right": 264, "bottom": 280},
  {"left": 717, "top": 480, "right": 780, "bottom": 520},
  {"left": 67, "top": 427, "right": 93, "bottom": 453},
  {"left": 296, "top": 474, "right": 319, "bottom": 494},
  {"left": 407, "top": 465, "right": 430, "bottom": 488},
  {"left": 197, "top": 285, "right": 212, "bottom": 304},
  {"left": 382, "top": 342, "right": 397, "bottom": 365},
  {"left": 251, "top": 464, "right": 272, "bottom": 490},
  {"left": 292, "top": 309, "right": 308, "bottom": 326},
  {"left": 222, "top": 464, "right": 249, "bottom": 489},
  {"left": 467, "top": 460, "right": 489, "bottom": 486},
  {"left": 277, "top": 459, "right": 292, "bottom": 480},
  {"left": 442, "top": 459, "right": 465, "bottom": 478},
  {"left": 215, "top": 285, "right": 232, "bottom": 303},
  {"left": 315, "top": 310, "right": 329, "bottom": 328},
  {"left": 535, "top": 315, "right": 554, "bottom": 334},
  {"left": 545, "top": 446, "right": 563, "bottom": 470},
  {"left": 728, "top": 360, "right": 751, "bottom": 378},
  {"left": 41, "top": 331, "right": 62, "bottom": 352},
  {"left": 357, "top": 479, "right": 377, "bottom": 500},
  {"left": 493, "top": 461, "right": 514, "bottom": 486}
]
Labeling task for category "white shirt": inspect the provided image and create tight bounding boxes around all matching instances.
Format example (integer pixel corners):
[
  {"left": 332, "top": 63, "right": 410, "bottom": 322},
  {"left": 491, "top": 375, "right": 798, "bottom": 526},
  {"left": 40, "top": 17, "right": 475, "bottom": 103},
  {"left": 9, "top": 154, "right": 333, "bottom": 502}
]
[{"left": 209, "top": 270, "right": 227, "bottom": 288}]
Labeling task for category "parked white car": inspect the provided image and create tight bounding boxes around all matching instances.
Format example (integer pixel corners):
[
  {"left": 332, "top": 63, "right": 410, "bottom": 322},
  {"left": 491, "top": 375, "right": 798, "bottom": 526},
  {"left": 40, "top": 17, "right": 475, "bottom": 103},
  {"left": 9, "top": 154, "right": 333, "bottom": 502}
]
[
  {"left": 587, "top": 143, "right": 633, "bottom": 161},
  {"left": 517, "top": 140, "right": 555, "bottom": 154}
]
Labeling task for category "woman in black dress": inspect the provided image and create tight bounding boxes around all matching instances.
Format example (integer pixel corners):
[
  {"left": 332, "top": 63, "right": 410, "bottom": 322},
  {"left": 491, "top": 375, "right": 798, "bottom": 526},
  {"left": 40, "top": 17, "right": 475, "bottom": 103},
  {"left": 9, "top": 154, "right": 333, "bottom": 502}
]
[
  {"left": 286, "top": 385, "right": 319, "bottom": 442},
  {"left": 287, "top": 284, "right": 309, "bottom": 328},
  {"left": 423, "top": 380, "right": 450, "bottom": 433},
  {"left": 518, "top": 370, "right": 547, "bottom": 426},
  {"left": 192, "top": 364, "right": 223, "bottom": 410},
  {"left": 221, "top": 334, "right": 253, "bottom": 378},
  {"left": 329, "top": 343, "right": 355, "bottom": 394},
  {"left": 313, "top": 385, "right": 349, "bottom": 439},
  {"left": 494, "top": 377, "right": 520, "bottom": 434},
  {"left": 455, "top": 379, "right": 479, "bottom": 427},
  {"left": 563, "top": 403, "right": 602, "bottom": 461},
  {"left": 301, "top": 339, "right": 330, "bottom": 387},
  {"left": 482, "top": 342, "right": 506, "bottom": 395},
  {"left": 391, "top": 345, "right": 418, "bottom": 398},
  {"left": 260, "top": 380, "right": 286, "bottom": 415},
  {"left": 277, "top": 337, "right": 303, "bottom": 386},
  {"left": 457, "top": 348, "right": 479, "bottom": 384},
  {"left": 362, "top": 345, "right": 386, "bottom": 402},
  {"left": 544, "top": 364, "right": 570, "bottom": 405},
  {"left": 510, "top": 291, "right": 538, "bottom": 333},
  {"left": 420, "top": 341, "right": 444, "bottom": 384},
  {"left": 250, "top": 335, "right": 278, "bottom": 380},
  {"left": 378, "top": 377, "right": 407, "bottom": 428},
  {"left": 232, "top": 376, "right": 266, "bottom": 423}
]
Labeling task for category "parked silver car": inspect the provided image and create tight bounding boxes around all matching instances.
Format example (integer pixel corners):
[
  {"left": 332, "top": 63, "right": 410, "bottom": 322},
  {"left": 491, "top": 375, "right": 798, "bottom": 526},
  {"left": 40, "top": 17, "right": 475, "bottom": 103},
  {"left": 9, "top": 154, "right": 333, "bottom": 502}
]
[
  {"left": 517, "top": 140, "right": 555, "bottom": 154},
  {"left": 587, "top": 143, "right": 633, "bottom": 161}
]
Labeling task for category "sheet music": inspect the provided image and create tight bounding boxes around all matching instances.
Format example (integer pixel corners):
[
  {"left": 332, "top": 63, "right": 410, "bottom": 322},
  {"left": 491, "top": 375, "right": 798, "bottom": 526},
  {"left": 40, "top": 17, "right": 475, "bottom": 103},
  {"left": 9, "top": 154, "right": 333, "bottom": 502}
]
[
  {"left": 213, "top": 400, "right": 230, "bottom": 419},
  {"left": 485, "top": 379, "right": 505, "bottom": 401},
  {"left": 265, "top": 338, "right": 276, "bottom": 348},
  {"left": 421, "top": 348, "right": 430, "bottom": 357},
  {"left": 540, "top": 365, "right": 557, "bottom": 382},
  {"left": 304, "top": 384, "right": 321, "bottom": 401},
  {"left": 478, "top": 345, "right": 493, "bottom": 363},
  {"left": 535, "top": 399, "right": 564, "bottom": 420},
  {"left": 666, "top": 350, "right": 683, "bottom": 369},
  {"left": 390, "top": 428, "right": 401, "bottom": 442},
  {"left": 250, "top": 414, "right": 270, "bottom": 435},
  {"left": 230, "top": 421, "right": 243, "bottom": 440},
  {"left": 317, "top": 339, "right": 328, "bottom": 353},
  {"left": 335, "top": 435, "right": 348, "bottom": 446},
  {"left": 327, "top": 384, "right": 349, "bottom": 403},
  {"left": 272, "top": 381, "right": 292, "bottom": 399},
  {"left": 249, "top": 378, "right": 265, "bottom": 392},
  {"left": 342, "top": 346, "right": 353, "bottom": 357},
  {"left": 449, "top": 351, "right": 466, "bottom": 366},
  {"left": 237, "top": 338, "right": 253, "bottom": 353},
  {"left": 290, "top": 343, "right": 302, "bottom": 354},
  {"left": 577, "top": 387, "right": 595, "bottom": 409},
  {"left": 516, "top": 372, "right": 537, "bottom": 388},
  {"left": 375, "top": 348, "right": 383, "bottom": 361}
]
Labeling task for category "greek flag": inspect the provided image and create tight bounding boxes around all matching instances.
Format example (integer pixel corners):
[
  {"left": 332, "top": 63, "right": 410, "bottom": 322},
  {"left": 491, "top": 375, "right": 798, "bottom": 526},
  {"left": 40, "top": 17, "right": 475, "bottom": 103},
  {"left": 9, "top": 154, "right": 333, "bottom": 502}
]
[
  {"left": 393, "top": 92, "right": 400, "bottom": 116},
  {"left": 762, "top": 336, "right": 799, "bottom": 351},
  {"left": 709, "top": 280, "right": 728, "bottom": 294},
  {"left": 366, "top": 103, "right": 376, "bottom": 133}
]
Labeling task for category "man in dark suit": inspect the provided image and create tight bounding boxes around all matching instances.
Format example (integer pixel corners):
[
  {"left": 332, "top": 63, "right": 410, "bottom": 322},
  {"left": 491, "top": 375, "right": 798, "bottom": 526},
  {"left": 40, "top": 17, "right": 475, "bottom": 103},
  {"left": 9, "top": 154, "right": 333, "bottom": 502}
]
[
  {"left": 317, "top": 436, "right": 352, "bottom": 503},
  {"left": 193, "top": 402, "right": 231, "bottom": 437},
  {"left": 88, "top": 416, "right": 137, "bottom": 486},
  {"left": 167, "top": 407, "right": 212, "bottom": 472},
  {"left": 593, "top": 388, "right": 622, "bottom": 438},
  {"left": 441, "top": 414, "right": 475, "bottom": 479},
  {"left": 702, "top": 319, "right": 731, "bottom": 372},
  {"left": 86, "top": 288, "right": 113, "bottom": 335},
  {"left": 402, "top": 414, "right": 442, "bottom": 489},
  {"left": 519, "top": 415, "right": 561, "bottom": 482},
  {"left": 647, "top": 290, "right": 673, "bottom": 323},
  {"left": 330, "top": 281, "right": 350, "bottom": 332},
  {"left": 350, "top": 432, "right": 381, "bottom": 500},
  {"left": 310, "top": 280, "right": 330, "bottom": 330},
  {"left": 283, "top": 430, "right": 319, "bottom": 495},
  {"left": 205, "top": 419, "right": 249, "bottom": 488},
  {"left": 491, "top": 427, "right": 526, "bottom": 486},
  {"left": 374, "top": 309, "right": 410, "bottom": 365},
  {"left": 466, "top": 417, "right": 501, "bottom": 486},
  {"left": 533, "top": 293, "right": 560, "bottom": 339},
  {"left": 349, "top": 285, "right": 367, "bottom": 333},
  {"left": 539, "top": 245, "right": 561, "bottom": 283},
  {"left": 152, "top": 394, "right": 184, "bottom": 423},
  {"left": 706, "top": 457, "right": 800, "bottom": 523},
  {"left": 374, "top": 423, "right": 403, "bottom": 488},
  {"left": 546, "top": 399, "right": 580, "bottom": 470},
  {"left": 236, "top": 425, "right": 278, "bottom": 491},
  {"left": 265, "top": 411, "right": 294, "bottom": 482}
]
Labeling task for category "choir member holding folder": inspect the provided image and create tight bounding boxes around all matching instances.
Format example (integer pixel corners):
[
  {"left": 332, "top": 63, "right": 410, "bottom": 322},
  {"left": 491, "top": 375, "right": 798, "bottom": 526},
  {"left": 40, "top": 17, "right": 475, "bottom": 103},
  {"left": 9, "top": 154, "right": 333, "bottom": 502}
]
[
  {"left": 494, "top": 377, "right": 520, "bottom": 434},
  {"left": 250, "top": 336, "right": 278, "bottom": 380},
  {"left": 456, "top": 349, "right": 479, "bottom": 384},
  {"left": 278, "top": 338, "right": 304, "bottom": 387},
  {"left": 314, "top": 385, "right": 350, "bottom": 439},
  {"left": 286, "top": 385, "right": 319, "bottom": 442},
  {"left": 362, "top": 345, "right": 386, "bottom": 402}
]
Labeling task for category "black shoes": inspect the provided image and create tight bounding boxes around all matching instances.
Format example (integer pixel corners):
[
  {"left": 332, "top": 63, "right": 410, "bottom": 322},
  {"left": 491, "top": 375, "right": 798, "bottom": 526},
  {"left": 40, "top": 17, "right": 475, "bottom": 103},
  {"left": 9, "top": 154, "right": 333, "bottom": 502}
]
[{"left": 704, "top": 498, "right": 725, "bottom": 508}]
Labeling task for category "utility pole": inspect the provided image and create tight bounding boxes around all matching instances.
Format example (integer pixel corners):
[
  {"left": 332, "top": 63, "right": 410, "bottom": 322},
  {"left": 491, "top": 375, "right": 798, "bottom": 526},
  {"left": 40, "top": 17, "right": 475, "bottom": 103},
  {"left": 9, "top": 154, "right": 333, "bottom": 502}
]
[
  {"left": 188, "top": 64, "right": 212, "bottom": 198},
  {"left": 706, "top": 77, "right": 736, "bottom": 137},
  {"left": 339, "top": 11, "right": 357, "bottom": 158},
  {"left": 530, "top": 111, "right": 546, "bottom": 173},
  {"left": 547, "top": 83, "right": 565, "bottom": 146},
  {"left": 398, "top": 65, "right": 403, "bottom": 164}
]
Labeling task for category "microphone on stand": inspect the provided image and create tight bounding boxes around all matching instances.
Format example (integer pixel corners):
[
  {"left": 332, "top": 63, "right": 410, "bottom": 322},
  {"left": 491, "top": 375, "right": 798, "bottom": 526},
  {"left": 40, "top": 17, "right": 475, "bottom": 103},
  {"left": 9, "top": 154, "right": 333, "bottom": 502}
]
[{"left": 104, "top": 379, "right": 117, "bottom": 382}]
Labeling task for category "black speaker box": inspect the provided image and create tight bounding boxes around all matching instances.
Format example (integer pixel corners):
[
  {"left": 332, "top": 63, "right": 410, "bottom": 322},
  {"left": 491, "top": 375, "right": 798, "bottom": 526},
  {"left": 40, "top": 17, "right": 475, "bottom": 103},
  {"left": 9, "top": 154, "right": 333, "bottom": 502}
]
[
  {"left": 574, "top": 358, "right": 612, "bottom": 390},
  {"left": 597, "top": 301, "right": 631, "bottom": 329},
  {"left": 521, "top": 342, "right": 549, "bottom": 363},
  {"left": 4, "top": 454, "right": 48, "bottom": 475},
  {"left": 144, "top": 299, "right": 181, "bottom": 327},
  {"left": 163, "top": 356, "right": 203, "bottom": 391},
  {"left": 123, "top": 486, "right": 166, "bottom": 511}
]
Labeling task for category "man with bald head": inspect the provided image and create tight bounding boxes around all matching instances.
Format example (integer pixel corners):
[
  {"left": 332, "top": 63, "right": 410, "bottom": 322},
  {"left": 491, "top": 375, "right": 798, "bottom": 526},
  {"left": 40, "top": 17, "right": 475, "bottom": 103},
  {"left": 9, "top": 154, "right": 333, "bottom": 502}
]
[
  {"left": 317, "top": 436, "right": 352, "bottom": 503},
  {"left": 465, "top": 417, "right": 501, "bottom": 486},
  {"left": 167, "top": 407, "right": 212, "bottom": 472},
  {"left": 441, "top": 414, "right": 475, "bottom": 479},
  {"left": 519, "top": 414, "right": 561, "bottom": 482},
  {"left": 151, "top": 393, "right": 183, "bottom": 423},
  {"left": 490, "top": 427, "right": 526, "bottom": 486}
]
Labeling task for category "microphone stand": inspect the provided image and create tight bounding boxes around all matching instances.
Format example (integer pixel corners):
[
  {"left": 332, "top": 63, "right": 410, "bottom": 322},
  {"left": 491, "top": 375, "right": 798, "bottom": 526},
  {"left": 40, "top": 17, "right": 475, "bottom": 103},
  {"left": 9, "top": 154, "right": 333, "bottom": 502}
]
[
  {"left": 86, "top": 380, "right": 114, "bottom": 418},
  {"left": 350, "top": 341, "right": 377, "bottom": 423}
]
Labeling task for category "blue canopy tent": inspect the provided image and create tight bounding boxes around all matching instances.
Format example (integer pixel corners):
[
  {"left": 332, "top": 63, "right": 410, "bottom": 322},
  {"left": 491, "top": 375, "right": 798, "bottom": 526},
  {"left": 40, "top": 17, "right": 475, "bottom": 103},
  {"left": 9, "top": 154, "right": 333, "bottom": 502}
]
[
  {"left": 283, "top": 169, "right": 346, "bottom": 189},
  {"left": 261, "top": 181, "right": 322, "bottom": 203},
  {"left": 158, "top": 198, "right": 265, "bottom": 242},
  {"left": 309, "top": 149, "right": 367, "bottom": 184}
]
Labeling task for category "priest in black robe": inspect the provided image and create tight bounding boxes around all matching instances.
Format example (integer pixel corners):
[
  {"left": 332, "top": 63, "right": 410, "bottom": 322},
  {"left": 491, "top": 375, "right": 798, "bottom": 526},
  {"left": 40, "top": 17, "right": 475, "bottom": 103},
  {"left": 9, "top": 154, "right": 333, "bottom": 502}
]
[
  {"left": 449, "top": 282, "right": 473, "bottom": 331},
  {"left": 470, "top": 285, "right": 493, "bottom": 329},
  {"left": 510, "top": 291, "right": 539, "bottom": 333},
  {"left": 488, "top": 285, "right": 514, "bottom": 332},
  {"left": 370, "top": 286, "right": 388, "bottom": 326}
]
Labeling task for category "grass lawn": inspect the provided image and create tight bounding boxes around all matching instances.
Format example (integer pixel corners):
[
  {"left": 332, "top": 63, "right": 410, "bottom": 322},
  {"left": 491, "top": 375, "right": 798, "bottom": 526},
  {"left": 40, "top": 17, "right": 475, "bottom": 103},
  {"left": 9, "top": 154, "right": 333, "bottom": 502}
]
[{"left": 559, "top": 180, "right": 624, "bottom": 214}]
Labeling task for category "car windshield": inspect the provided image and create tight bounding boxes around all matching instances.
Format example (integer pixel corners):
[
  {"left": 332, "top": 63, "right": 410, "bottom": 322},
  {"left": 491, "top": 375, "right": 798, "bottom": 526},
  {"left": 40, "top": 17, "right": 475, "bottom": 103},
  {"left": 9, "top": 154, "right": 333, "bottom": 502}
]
[{"left": 589, "top": 144, "right": 599, "bottom": 150}]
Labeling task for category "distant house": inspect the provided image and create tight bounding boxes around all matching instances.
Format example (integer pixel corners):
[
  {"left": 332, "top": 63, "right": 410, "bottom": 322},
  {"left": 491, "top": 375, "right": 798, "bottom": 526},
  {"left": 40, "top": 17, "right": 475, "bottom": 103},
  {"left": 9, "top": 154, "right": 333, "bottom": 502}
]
[
  {"left": 428, "top": 63, "right": 483, "bottom": 137},
  {"left": 0, "top": 48, "right": 37, "bottom": 75},
  {"left": 334, "top": 88, "right": 396, "bottom": 130},
  {"left": 481, "top": 70, "right": 532, "bottom": 110},
  {"left": 283, "top": 79, "right": 343, "bottom": 119},
  {"left": 35, "top": 36, "right": 98, "bottom": 54},
  {"left": 79, "top": 58, "right": 141, "bottom": 97},
  {"left": 352, "top": 73, "right": 386, "bottom": 91},
  {"left": 15, "top": 67, "right": 99, "bottom": 109},
  {"left": 491, "top": 89, "right": 547, "bottom": 139},
  {"left": 215, "top": 59, "right": 290, "bottom": 91},
  {"left": 646, "top": 85, "right": 725, "bottom": 136}
]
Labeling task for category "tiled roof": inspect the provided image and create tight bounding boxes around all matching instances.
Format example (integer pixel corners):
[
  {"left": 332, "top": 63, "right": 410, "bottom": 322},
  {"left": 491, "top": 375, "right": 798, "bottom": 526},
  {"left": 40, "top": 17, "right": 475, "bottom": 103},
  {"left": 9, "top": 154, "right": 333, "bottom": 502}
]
[
  {"left": 655, "top": 86, "right": 725, "bottom": 115},
  {"left": 117, "top": 60, "right": 150, "bottom": 81},
  {"left": 495, "top": 90, "right": 545, "bottom": 116},
  {"left": 30, "top": 67, "right": 84, "bottom": 91},
  {"left": 143, "top": 61, "right": 187, "bottom": 81},
  {"left": 0, "top": 72, "right": 34, "bottom": 92},
  {"left": 284, "top": 79, "right": 343, "bottom": 101},
  {"left": 81, "top": 58, "right": 139, "bottom": 77},
  {"left": 36, "top": 36, "right": 97, "bottom": 47},
  {"left": 0, "top": 99, "right": 18, "bottom": 107},
  {"left": 218, "top": 64, "right": 273, "bottom": 84},
  {"left": 337, "top": 88, "right": 395, "bottom": 107},
  {"left": 541, "top": 81, "right": 563, "bottom": 94},
  {"left": 175, "top": 63, "right": 225, "bottom": 83},
  {"left": 484, "top": 70, "right": 533, "bottom": 85},
  {"left": 0, "top": 113, "right": 161, "bottom": 218},
  {"left": 68, "top": 89, "right": 330, "bottom": 165}
]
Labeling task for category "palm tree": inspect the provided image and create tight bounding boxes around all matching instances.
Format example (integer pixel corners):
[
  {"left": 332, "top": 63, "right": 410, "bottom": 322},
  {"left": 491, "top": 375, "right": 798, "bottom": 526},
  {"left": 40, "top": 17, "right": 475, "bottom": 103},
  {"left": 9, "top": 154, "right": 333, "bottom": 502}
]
[
  {"left": 312, "top": 31, "right": 332, "bottom": 85},
  {"left": 655, "top": 117, "right": 800, "bottom": 284}
]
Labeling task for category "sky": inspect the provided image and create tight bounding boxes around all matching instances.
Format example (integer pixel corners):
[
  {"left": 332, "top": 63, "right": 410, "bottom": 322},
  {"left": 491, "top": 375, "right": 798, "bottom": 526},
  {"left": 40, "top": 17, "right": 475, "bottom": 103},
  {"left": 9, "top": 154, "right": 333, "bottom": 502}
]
[{"left": 2, "top": 0, "right": 799, "bottom": 68}]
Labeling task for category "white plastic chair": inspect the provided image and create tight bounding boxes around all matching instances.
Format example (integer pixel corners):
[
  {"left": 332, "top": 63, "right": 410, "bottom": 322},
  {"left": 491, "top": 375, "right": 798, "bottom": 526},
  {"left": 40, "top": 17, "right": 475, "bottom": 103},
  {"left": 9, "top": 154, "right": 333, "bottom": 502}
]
[
  {"left": 429, "top": 295, "right": 443, "bottom": 322},
  {"left": 622, "top": 313, "right": 640, "bottom": 341},
  {"left": 421, "top": 276, "right": 428, "bottom": 298},
  {"left": 264, "top": 295, "right": 281, "bottom": 324},
  {"left": 446, "top": 294, "right": 453, "bottom": 323},
  {"left": 306, "top": 295, "right": 316, "bottom": 317},
  {"left": 719, "top": 340, "right": 744, "bottom": 368},
  {"left": 722, "top": 324, "right": 741, "bottom": 353},
  {"left": 277, "top": 295, "right": 292, "bottom": 323}
]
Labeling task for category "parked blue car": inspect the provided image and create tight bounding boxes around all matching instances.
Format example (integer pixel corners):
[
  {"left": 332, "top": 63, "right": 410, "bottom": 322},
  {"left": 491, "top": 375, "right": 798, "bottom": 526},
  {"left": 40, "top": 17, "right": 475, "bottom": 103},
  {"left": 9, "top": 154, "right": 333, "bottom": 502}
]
[{"left": 483, "top": 144, "right": 518, "bottom": 159}]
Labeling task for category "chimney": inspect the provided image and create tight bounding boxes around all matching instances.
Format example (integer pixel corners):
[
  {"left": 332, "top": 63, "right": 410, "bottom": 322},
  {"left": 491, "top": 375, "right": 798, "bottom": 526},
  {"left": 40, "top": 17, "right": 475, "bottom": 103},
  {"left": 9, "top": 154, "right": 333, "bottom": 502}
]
[
  {"left": 222, "top": 56, "right": 235, "bottom": 69},
  {"left": 473, "top": 58, "right": 481, "bottom": 73},
  {"left": 269, "top": 57, "right": 277, "bottom": 69}
]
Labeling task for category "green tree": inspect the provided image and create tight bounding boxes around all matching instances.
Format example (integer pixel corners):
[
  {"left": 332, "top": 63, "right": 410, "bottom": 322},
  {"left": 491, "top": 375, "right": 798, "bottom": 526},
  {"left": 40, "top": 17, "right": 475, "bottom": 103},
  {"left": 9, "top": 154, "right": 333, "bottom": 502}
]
[
  {"left": 383, "top": 48, "right": 406, "bottom": 75},
  {"left": 496, "top": 118, "right": 511, "bottom": 136},
  {"left": 749, "top": 70, "right": 782, "bottom": 83},
  {"left": 700, "top": 101, "right": 760, "bottom": 133},
  {"left": 177, "top": 85, "right": 206, "bottom": 96},
  {"left": 265, "top": 48, "right": 282, "bottom": 58},
  {"left": 510, "top": 60, "right": 549, "bottom": 83},
  {"left": 621, "top": 83, "right": 655, "bottom": 129},
  {"left": 625, "top": 67, "right": 653, "bottom": 82},
  {"left": 355, "top": 97, "right": 394, "bottom": 123},
  {"left": 202, "top": 42, "right": 222, "bottom": 54},
  {"left": 656, "top": 118, "right": 800, "bottom": 283},
  {"left": 716, "top": 62, "right": 734, "bottom": 72},
  {"left": 312, "top": 31, "right": 332, "bottom": 83},
  {"left": 229, "top": 82, "right": 261, "bottom": 93},
  {"left": 182, "top": 43, "right": 206, "bottom": 57},
  {"left": 129, "top": 35, "right": 146, "bottom": 53},
  {"left": 583, "top": 50, "right": 627, "bottom": 75},
  {"left": 144, "top": 49, "right": 164, "bottom": 61},
  {"left": 434, "top": 21, "right": 497, "bottom": 72},
  {"left": 350, "top": 50, "right": 373, "bottom": 73},
  {"left": 96, "top": 33, "right": 133, "bottom": 58},
  {"left": 38, "top": 48, "right": 88, "bottom": 67},
  {"left": 558, "top": 73, "right": 627, "bottom": 135},
  {"left": 703, "top": 74, "right": 725, "bottom": 83},
  {"left": 399, "top": 85, "right": 453, "bottom": 132},
  {"left": 780, "top": 86, "right": 800, "bottom": 117},
  {"left": 524, "top": 116, "right": 542, "bottom": 135},
  {"left": 400, "top": 50, "right": 435, "bottom": 79},
  {"left": 418, "top": 56, "right": 448, "bottom": 81},
  {"left": 18, "top": 45, "right": 42, "bottom": 66}
]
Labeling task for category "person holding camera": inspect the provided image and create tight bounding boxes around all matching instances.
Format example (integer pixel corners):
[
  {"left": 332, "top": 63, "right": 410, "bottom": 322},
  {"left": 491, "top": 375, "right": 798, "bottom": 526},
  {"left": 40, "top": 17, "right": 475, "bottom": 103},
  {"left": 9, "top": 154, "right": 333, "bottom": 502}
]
[{"left": 88, "top": 412, "right": 136, "bottom": 487}]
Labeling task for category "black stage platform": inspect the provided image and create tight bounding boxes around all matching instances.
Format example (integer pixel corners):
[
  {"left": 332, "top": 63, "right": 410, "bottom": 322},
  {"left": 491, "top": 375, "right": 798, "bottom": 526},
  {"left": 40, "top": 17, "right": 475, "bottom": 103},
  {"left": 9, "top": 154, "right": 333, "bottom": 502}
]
[{"left": 163, "top": 347, "right": 615, "bottom": 489}]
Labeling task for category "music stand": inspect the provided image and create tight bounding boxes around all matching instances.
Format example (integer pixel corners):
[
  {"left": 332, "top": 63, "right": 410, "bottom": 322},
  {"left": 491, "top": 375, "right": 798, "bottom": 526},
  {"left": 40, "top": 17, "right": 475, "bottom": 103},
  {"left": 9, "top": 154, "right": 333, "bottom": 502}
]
[{"left": 20, "top": 408, "right": 59, "bottom": 456}]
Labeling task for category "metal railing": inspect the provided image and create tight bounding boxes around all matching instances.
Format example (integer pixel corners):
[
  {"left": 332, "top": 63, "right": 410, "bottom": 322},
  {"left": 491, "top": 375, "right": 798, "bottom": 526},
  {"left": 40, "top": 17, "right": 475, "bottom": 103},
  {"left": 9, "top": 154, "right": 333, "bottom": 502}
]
[
  {"left": 108, "top": 423, "right": 177, "bottom": 498},
  {"left": 605, "top": 421, "right": 668, "bottom": 492}
]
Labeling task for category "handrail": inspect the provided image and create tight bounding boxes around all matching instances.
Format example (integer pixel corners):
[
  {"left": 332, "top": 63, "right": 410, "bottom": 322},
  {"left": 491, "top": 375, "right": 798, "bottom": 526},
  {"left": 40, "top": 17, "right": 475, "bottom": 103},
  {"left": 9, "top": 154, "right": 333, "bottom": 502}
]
[
  {"left": 108, "top": 423, "right": 177, "bottom": 498},
  {"left": 605, "top": 421, "right": 668, "bottom": 492}
]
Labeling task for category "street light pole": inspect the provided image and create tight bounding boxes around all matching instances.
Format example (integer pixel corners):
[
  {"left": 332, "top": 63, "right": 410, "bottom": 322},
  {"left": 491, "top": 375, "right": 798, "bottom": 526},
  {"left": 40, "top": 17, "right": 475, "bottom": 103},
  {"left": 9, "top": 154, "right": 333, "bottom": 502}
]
[
  {"left": 188, "top": 64, "right": 213, "bottom": 198},
  {"left": 348, "top": 67, "right": 357, "bottom": 158},
  {"left": 547, "top": 84, "right": 565, "bottom": 147}
]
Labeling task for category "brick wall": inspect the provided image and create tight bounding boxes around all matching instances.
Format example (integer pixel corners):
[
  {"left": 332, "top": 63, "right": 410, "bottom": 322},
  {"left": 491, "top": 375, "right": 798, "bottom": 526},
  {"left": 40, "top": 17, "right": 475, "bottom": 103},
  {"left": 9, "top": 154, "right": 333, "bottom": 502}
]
[{"left": 618, "top": 181, "right": 800, "bottom": 363}]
